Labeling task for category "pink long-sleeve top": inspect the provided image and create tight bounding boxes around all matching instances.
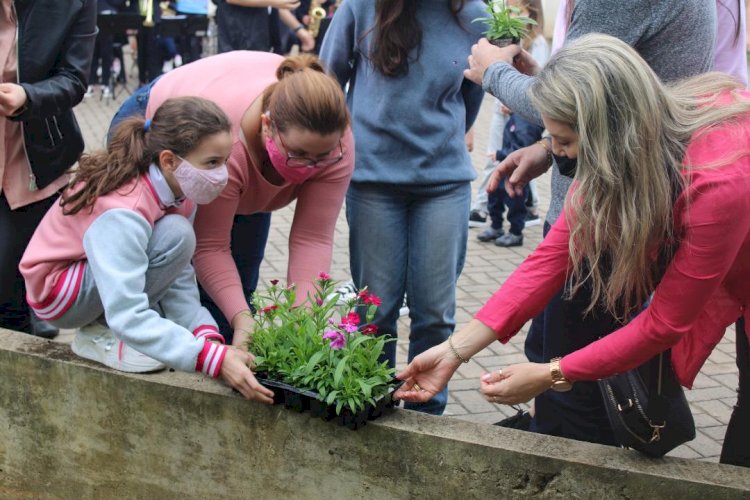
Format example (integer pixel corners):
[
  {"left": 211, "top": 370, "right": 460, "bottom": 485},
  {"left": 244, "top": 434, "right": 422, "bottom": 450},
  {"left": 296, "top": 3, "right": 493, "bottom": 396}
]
[
  {"left": 146, "top": 51, "right": 355, "bottom": 323},
  {"left": 475, "top": 96, "right": 750, "bottom": 389}
]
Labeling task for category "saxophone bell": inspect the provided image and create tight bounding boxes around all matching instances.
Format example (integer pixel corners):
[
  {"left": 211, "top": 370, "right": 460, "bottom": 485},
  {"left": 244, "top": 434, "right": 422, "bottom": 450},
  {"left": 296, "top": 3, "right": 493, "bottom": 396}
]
[{"left": 308, "top": 5, "right": 327, "bottom": 39}]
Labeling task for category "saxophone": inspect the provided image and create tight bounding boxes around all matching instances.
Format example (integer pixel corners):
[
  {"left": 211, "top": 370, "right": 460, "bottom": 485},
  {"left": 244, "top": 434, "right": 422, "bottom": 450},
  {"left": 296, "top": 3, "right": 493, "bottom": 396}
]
[
  {"left": 307, "top": 1, "right": 327, "bottom": 38},
  {"left": 140, "top": 0, "right": 155, "bottom": 27}
]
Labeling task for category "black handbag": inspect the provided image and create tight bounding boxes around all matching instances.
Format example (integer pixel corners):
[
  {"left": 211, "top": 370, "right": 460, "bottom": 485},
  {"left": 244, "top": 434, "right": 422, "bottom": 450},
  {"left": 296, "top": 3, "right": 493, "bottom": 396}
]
[{"left": 597, "top": 350, "right": 696, "bottom": 457}]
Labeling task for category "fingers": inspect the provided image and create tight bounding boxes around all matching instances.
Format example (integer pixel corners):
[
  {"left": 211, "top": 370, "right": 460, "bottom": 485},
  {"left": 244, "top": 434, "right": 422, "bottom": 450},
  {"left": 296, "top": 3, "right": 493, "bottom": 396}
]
[{"left": 393, "top": 382, "right": 433, "bottom": 403}]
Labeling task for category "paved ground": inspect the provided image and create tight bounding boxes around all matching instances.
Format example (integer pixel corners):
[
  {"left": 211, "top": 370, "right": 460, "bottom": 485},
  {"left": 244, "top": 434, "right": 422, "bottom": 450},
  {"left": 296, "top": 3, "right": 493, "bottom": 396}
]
[{"left": 69, "top": 49, "right": 737, "bottom": 463}]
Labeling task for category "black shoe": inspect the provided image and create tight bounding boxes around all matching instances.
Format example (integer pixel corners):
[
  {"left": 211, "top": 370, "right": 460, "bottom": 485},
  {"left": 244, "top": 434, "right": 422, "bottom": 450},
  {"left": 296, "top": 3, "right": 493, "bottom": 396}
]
[
  {"left": 469, "top": 210, "right": 487, "bottom": 228},
  {"left": 493, "top": 409, "right": 531, "bottom": 430},
  {"left": 30, "top": 312, "right": 59, "bottom": 339}
]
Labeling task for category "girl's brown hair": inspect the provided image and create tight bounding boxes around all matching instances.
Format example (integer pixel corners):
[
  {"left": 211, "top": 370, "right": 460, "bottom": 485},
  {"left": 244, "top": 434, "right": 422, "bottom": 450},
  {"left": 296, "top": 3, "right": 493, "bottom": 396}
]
[
  {"left": 366, "top": 0, "right": 466, "bottom": 77},
  {"left": 61, "top": 96, "right": 231, "bottom": 215},
  {"left": 262, "top": 54, "right": 350, "bottom": 135}
]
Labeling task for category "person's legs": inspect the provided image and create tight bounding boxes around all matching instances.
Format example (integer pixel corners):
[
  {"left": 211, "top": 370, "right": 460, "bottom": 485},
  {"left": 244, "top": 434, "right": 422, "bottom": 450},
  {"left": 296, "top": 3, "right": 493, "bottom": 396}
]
[
  {"left": 199, "top": 212, "right": 272, "bottom": 343},
  {"left": 494, "top": 182, "right": 528, "bottom": 247},
  {"left": 0, "top": 194, "right": 57, "bottom": 334},
  {"left": 406, "top": 182, "right": 471, "bottom": 415},
  {"left": 477, "top": 186, "right": 504, "bottom": 242},
  {"left": 471, "top": 103, "right": 507, "bottom": 215},
  {"left": 346, "top": 183, "right": 408, "bottom": 370},
  {"left": 720, "top": 317, "right": 750, "bottom": 467}
]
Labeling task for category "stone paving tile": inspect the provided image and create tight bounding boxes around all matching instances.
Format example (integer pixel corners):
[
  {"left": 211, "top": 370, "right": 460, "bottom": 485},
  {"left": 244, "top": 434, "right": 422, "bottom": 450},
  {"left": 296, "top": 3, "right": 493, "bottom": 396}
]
[{"left": 72, "top": 67, "right": 738, "bottom": 464}]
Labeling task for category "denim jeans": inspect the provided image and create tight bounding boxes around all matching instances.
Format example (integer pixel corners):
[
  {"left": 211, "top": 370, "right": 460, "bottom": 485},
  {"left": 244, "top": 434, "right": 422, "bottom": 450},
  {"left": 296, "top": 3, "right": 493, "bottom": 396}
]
[
  {"left": 108, "top": 82, "right": 272, "bottom": 343},
  {"left": 346, "top": 181, "right": 471, "bottom": 415}
]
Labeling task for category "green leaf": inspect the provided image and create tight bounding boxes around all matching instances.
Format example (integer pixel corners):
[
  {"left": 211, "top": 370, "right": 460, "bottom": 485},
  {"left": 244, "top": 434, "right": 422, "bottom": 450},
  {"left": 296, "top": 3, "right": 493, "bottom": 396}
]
[
  {"left": 333, "top": 356, "right": 348, "bottom": 387},
  {"left": 325, "top": 390, "right": 339, "bottom": 405},
  {"left": 358, "top": 380, "right": 372, "bottom": 399}
]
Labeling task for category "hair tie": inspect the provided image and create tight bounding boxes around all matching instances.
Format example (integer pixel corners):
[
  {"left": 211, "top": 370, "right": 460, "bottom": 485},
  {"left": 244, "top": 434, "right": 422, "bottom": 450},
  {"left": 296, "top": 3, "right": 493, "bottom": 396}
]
[{"left": 144, "top": 119, "right": 152, "bottom": 132}]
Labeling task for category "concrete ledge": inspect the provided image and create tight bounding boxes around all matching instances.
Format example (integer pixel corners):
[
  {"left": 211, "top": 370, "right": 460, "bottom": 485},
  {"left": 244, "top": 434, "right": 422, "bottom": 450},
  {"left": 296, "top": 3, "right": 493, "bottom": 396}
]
[{"left": 0, "top": 329, "right": 747, "bottom": 499}]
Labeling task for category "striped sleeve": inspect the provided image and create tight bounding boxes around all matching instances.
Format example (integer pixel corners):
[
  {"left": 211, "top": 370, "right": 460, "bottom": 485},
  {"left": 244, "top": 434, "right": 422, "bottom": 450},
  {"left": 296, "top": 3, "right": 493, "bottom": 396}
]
[
  {"left": 196, "top": 341, "right": 228, "bottom": 378},
  {"left": 193, "top": 325, "right": 225, "bottom": 344}
]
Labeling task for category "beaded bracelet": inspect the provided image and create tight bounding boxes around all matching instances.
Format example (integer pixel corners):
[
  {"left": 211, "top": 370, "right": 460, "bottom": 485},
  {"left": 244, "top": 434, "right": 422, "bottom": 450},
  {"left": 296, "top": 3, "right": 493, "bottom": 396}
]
[{"left": 448, "top": 333, "right": 470, "bottom": 364}]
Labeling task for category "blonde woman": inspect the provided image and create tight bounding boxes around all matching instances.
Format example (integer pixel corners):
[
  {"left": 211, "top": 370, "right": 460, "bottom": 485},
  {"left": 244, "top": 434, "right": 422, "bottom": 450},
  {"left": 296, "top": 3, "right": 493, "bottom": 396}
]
[{"left": 396, "top": 34, "right": 750, "bottom": 467}]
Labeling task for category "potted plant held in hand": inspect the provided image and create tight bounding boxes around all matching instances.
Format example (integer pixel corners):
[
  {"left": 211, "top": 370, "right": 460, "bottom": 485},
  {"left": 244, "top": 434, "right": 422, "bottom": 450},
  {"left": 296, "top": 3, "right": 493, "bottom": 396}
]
[
  {"left": 474, "top": 0, "right": 537, "bottom": 48},
  {"left": 247, "top": 273, "right": 401, "bottom": 430}
]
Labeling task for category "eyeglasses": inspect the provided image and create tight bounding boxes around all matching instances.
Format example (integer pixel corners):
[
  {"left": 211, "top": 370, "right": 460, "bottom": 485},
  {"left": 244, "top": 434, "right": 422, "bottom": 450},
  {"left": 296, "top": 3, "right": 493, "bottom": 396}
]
[{"left": 272, "top": 122, "right": 345, "bottom": 169}]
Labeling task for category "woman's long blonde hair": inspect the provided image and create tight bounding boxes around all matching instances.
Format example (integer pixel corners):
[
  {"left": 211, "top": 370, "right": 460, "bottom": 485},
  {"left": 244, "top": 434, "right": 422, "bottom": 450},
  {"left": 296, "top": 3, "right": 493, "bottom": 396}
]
[{"left": 529, "top": 34, "right": 750, "bottom": 322}]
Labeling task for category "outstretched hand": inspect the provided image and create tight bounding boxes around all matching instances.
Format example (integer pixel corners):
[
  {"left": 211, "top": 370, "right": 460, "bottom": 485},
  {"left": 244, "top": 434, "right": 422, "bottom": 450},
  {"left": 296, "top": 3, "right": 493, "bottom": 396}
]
[
  {"left": 488, "top": 142, "right": 550, "bottom": 198},
  {"left": 394, "top": 343, "right": 462, "bottom": 403},
  {"left": 220, "top": 347, "right": 275, "bottom": 404},
  {"left": 479, "top": 362, "right": 551, "bottom": 405}
]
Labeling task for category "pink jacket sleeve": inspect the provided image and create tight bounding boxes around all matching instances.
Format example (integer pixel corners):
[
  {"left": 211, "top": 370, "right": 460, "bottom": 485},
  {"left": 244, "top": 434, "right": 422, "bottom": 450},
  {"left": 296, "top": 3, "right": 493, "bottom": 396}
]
[
  {"left": 561, "top": 170, "right": 750, "bottom": 382},
  {"left": 474, "top": 211, "right": 572, "bottom": 342}
]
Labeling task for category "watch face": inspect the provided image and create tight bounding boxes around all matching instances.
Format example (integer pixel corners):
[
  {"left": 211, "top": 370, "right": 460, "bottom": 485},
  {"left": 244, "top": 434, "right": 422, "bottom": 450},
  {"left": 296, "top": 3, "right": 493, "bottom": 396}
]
[{"left": 551, "top": 380, "right": 573, "bottom": 392}]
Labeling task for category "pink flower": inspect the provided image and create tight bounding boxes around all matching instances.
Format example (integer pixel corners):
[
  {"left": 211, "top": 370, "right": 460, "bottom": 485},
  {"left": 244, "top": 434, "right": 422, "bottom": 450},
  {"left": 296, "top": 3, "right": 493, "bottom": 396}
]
[
  {"left": 360, "top": 324, "right": 378, "bottom": 335},
  {"left": 343, "top": 312, "right": 360, "bottom": 326},
  {"left": 316, "top": 298, "right": 324, "bottom": 306},
  {"left": 323, "top": 330, "right": 346, "bottom": 350},
  {"left": 318, "top": 271, "right": 331, "bottom": 281},
  {"left": 363, "top": 293, "right": 381, "bottom": 306}
]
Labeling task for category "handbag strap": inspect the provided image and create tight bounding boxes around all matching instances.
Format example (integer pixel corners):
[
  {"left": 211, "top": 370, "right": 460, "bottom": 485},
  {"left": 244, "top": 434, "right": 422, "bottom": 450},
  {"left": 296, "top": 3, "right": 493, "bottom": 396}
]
[{"left": 645, "top": 351, "right": 670, "bottom": 438}]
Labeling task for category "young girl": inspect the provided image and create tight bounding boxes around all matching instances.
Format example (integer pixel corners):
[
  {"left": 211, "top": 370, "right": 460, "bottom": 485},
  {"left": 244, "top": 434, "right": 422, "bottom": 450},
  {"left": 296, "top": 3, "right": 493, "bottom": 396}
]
[{"left": 20, "top": 97, "right": 275, "bottom": 404}]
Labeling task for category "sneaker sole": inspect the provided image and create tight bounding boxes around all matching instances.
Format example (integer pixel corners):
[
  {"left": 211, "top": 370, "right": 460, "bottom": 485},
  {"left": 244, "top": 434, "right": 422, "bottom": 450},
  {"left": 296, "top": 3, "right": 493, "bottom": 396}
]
[
  {"left": 524, "top": 219, "right": 542, "bottom": 228},
  {"left": 468, "top": 220, "right": 487, "bottom": 228},
  {"left": 71, "top": 335, "right": 166, "bottom": 373}
]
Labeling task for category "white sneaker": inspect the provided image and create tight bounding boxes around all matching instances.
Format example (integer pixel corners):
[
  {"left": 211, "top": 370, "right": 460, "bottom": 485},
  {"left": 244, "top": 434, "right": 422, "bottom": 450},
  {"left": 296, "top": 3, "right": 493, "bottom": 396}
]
[
  {"left": 71, "top": 323, "right": 166, "bottom": 373},
  {"left": 399, "top": 295, "right": 409, "bottom": 317},
  {"left": 327, "top": 280, "right": 358, "bottom": 305},
  {"left": 84, "top": 85, "right": 95, "bottom": 98},
  {"left": 174, "top": 54, "right": 183, "bottom": 67}
]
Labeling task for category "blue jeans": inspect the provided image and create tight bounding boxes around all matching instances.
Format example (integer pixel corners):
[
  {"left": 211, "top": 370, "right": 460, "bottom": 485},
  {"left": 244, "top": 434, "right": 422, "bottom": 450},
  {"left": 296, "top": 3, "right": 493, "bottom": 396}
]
[
  {"left": 346, "top": 181, "right": 471, "bottom": 415},
  {"left": 108, "top": 82, "right": 272, "bottom": 343}
]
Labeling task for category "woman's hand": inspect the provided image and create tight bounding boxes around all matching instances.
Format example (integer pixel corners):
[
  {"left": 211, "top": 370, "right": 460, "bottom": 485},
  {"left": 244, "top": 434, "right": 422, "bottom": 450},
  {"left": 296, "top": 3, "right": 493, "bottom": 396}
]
[
  {"left": 231, "top": 310, "right": 254, "bottom": 348},
  {"left": 220, "top": 347, "right": 275, "bottom": 404},
  {"left": 464, "top": 39, "right": 521, "bottom": 86},
  {"left": 0, "top": 83, "right": 27, "bottom": 116},
  {"left": 488, "top": 142, "right": 551, "bottom": 197},
  {"left": 479, "top": 362, "right": 551, "bottom": 405},
  {"left": 394, "top": 343, "right": 462, "bottom": 403},
  {"left": 512, "top": 48, "right": 542, "bottom": 76}
]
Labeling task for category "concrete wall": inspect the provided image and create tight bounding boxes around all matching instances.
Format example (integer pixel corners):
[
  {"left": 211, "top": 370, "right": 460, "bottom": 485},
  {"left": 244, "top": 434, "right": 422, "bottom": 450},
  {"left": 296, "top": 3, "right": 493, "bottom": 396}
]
[{"left": 0, "top": 329, "right": 747, "bottom": 500}]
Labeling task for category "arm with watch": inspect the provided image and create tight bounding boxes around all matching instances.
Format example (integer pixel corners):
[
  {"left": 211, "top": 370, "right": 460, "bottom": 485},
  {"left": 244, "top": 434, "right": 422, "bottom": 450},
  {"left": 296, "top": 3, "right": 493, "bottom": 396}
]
[{"left": 395, "top": 204, "right": 574, "bottom": 404}]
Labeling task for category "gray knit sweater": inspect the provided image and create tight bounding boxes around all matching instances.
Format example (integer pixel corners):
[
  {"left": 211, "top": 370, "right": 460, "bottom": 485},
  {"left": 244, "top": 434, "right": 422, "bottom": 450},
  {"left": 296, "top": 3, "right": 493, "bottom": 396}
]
[{"left": 483, "top": 0, "right": 717, "bottom": 224}]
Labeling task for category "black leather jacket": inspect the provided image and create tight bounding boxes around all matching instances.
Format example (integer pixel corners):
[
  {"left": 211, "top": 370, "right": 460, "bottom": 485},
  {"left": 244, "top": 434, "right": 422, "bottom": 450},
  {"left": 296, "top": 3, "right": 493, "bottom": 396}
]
[{"left": 10, "top": 0, "right": 97, "bottom": 191}]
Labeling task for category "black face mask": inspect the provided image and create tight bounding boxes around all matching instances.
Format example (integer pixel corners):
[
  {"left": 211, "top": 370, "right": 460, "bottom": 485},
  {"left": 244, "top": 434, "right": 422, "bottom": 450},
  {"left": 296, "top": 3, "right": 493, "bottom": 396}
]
[{"left": 553, "top": 153, "right": 577, "bottom": 178}]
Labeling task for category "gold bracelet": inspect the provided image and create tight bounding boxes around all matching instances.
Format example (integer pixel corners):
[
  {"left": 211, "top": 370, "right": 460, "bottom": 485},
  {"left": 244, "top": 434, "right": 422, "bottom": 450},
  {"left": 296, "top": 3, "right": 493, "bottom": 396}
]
[
  {"left": 536, "top": 137, "right": 553, "bottom": 167},
  {"left": 448, "top": 333, "right": 470, "bottom": 364}
]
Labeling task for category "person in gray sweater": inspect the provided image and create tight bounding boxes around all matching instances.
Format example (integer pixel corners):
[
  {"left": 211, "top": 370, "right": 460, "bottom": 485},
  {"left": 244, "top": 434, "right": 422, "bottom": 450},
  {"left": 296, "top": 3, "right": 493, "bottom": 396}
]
[
  {"left": 462, "top": 0, "right": 716, "bottom": 444},
  {"left": 319, "top": 0, "right": 486, "bottom": 415}
]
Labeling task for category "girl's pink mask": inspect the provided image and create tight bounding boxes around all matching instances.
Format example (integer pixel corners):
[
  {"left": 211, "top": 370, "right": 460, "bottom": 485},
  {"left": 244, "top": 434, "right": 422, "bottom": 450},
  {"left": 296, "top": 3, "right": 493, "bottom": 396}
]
[{"left": 173, "top": 157, "right": 228, "bottom": 205}]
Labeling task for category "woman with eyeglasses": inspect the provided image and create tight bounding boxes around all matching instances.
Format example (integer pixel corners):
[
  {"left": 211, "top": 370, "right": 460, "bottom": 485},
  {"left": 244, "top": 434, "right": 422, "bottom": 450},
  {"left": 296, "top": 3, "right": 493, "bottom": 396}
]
[{"left": 110, "top": 51, "right": 353, "bottom": 350}]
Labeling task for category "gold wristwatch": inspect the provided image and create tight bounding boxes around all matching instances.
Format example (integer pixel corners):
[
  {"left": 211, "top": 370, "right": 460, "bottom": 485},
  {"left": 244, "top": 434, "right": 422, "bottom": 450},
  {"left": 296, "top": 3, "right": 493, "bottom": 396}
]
[{"left": 549, "top": 357, "right": 572, "bottom": 392}]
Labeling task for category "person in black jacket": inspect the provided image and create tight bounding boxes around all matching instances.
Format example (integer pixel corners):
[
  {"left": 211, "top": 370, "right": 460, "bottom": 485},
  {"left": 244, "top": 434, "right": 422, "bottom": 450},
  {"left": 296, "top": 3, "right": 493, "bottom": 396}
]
[{"left": 0, "top": 0, "right": 97, "bottom": 336}]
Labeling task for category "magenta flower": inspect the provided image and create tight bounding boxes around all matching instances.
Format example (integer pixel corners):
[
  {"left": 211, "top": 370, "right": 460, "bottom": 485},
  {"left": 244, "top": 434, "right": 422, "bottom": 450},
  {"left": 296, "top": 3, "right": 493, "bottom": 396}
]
[
  {"left": 343, "top": 312, "right": 360, "bottom": 326},
  {"left": 323, "top": 330, "right": 346, "bottom": 350},
  {"left": 270, "top": 279, "right": 279, "bottom": 286},
  {"left": 360, "top": 324, "right": 378, "bottom": 335},
  {"left": 363, "top": 293, "right": 381, "bottom": 306},
  {"left": 318, "top": 271, "right": 332, "bottom": 281},
  {"left": 316, "top": 298, "right": 324, "bottom": 306}
]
